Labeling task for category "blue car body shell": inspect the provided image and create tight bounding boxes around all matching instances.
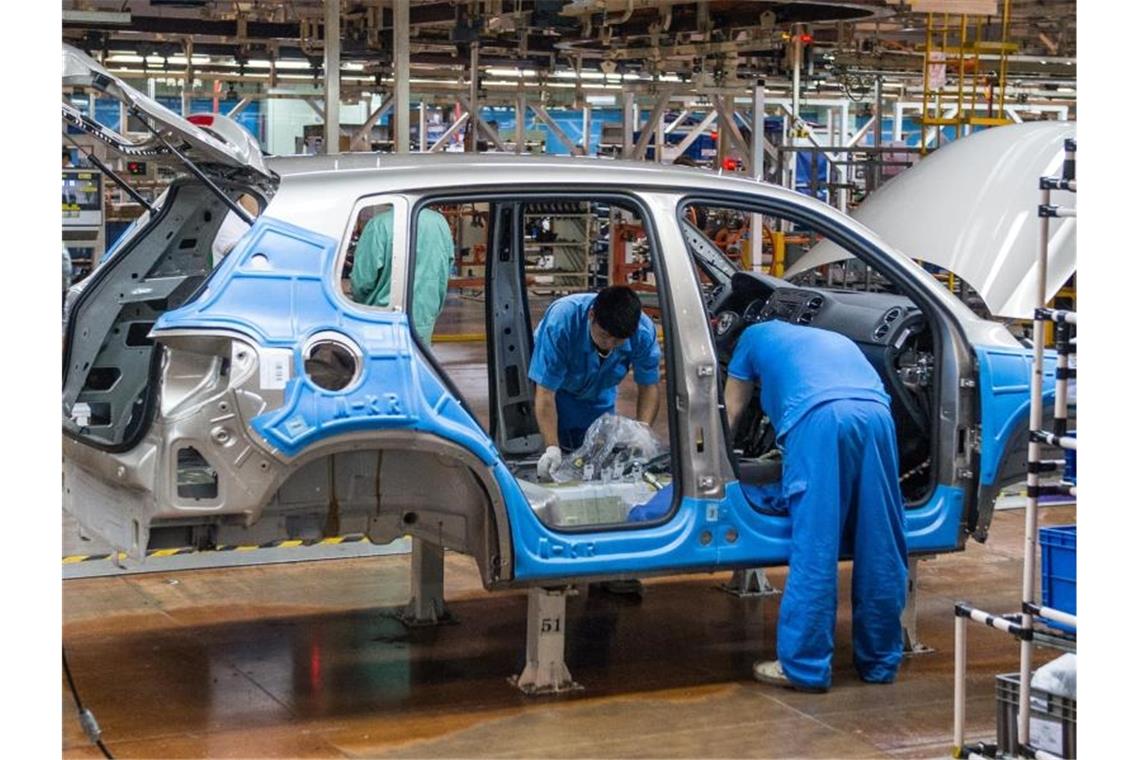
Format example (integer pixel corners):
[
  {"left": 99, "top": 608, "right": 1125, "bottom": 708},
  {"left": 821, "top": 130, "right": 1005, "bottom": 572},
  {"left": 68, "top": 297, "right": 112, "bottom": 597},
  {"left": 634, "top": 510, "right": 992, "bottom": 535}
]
[
  {"left": 975, "top": 345, "right": 1058, "bottom": 487},
  {"left": 153, "top": 216, "right": 1007, "bottom": 582}
]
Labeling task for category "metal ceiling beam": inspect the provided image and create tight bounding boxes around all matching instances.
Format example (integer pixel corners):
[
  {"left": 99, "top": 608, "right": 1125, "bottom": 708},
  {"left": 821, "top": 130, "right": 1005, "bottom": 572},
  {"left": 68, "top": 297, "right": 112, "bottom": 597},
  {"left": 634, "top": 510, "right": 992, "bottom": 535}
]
[
  {"left": 225, "top": 97, "right": 252, "bottom": 117},
  {"left": 664, "top": 108, "right": 690, "bottom": 134},
  {"left": 457, "top": 94, "right": 510, "bottom": 152},
  {"left": 711, "top": 95, "right": 751, "bottom": 169},
  {"left": 429, "top": 112, "right": 469, "bottom": 152},
  {"left": 529, "top": 104, "right": 584, "bottom": 156},
  {"left": 349, "top": 95, "right": 394, "bottom": 151},
  {"left": 631, "top": 93, "right": 670, "bottom": 160},
  {"left": 670, "top": 110, "right": 717, "bottom": 157}
]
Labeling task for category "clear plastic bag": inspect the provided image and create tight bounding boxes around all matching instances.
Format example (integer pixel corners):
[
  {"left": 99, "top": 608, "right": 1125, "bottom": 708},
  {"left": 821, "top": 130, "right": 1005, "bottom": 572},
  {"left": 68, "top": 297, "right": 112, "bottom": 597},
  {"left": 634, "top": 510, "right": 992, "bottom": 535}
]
[
  {"left": 1030, "top": 653, "right": 1076, "bottom": 699},
  {"left": 552, "top": 413, "right": 665, "bottom": 484}
]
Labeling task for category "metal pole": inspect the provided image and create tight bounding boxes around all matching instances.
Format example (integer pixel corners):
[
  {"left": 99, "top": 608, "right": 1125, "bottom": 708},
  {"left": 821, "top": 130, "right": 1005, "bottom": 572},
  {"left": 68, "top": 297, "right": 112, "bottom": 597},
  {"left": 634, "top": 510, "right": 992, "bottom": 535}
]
[
  {"left": 394, "top": 0, "right": 410, "bottom": 153},
  {"left": 182, "top": 39, "right": 193, "bottom": 117},
  {"left": 516, "top": 92, "right": 526, "bottom": 154},
  {"left": 582, "top": 104, "right": 592, "bottom": 156},
  {"left": 466, "top": 41, "right": 479, "bottom": 152},
  {"left": 1017, "top": 182, "right": 1052, "bottom": 752},
  {"left": 654, "top": 102, "right": 664, "bottom": 163},
  {"left": 419, "top": 101, "right": 427, "bottom": 152},
  {"left": 622, "top": 91, "right": 635, "bottom": 159},
  {"left": 837, "top": 101, "right": 849, "bottom": 212},
  {"left": 750, "top": 82, "right": 765, "bottom": 179},
  {"left": 323, "top": 0, "right": 340, "bottom": 155},
  {"left": 789, "top": 29, "right": 802, "bottom": 195},
  {"left": 751, "top": 82, "right": 766, "bottom": 271},
  {"left": 791, "top": 28, "right": 802, "bottom": 125},
  {"left": 873, "top": 76, "right": 883, "bottom": 191},
  {"left": 953, "top": 613, "right": 966, "bottom": 755}
]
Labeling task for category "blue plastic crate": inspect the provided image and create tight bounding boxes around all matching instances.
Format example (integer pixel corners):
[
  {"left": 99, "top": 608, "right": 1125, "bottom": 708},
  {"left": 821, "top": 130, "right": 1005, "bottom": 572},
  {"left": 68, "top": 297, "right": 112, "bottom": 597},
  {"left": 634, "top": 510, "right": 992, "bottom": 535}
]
[{"left": 1039, "top": 524, "right": 1076, "bottom": 633}]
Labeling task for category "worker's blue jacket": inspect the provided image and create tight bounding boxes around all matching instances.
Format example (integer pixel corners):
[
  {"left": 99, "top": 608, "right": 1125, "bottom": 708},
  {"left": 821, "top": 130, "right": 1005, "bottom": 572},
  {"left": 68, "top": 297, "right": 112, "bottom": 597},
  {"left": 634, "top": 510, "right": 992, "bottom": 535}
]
[
  {"left": 528, "top": 293, "right": 660, "bottom": 449},
  {"left": 727, "top": 320, "right": 891, "bottom": 440}
]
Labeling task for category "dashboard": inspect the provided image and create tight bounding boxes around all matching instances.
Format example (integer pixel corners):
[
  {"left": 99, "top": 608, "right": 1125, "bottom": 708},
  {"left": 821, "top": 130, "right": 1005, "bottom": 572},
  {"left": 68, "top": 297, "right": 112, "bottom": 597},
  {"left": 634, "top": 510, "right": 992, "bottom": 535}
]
[{"left": 712, "top": 272, "right": 926, "bottom": 354}]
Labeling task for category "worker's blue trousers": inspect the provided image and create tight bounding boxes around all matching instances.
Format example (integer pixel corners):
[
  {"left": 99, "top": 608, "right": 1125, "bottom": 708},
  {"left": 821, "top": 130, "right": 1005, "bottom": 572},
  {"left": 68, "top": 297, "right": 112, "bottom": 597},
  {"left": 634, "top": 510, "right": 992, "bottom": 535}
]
[{"left": 776, "top": 398, "right": 909, "bottom": 690}]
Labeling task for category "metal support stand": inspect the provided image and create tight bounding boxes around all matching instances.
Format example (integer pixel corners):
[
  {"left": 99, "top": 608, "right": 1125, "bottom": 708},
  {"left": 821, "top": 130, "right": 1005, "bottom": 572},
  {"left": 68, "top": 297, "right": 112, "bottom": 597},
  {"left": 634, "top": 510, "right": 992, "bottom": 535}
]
[
  {"left": 510, "top": 587, "right": 582, "bottom": 695},
  {"left": 399, "top": 538, "right": 455, "bottom": 626},
  {"left": 718, "top": 568, "right": 781, "bottom": 598},
  {"left": 902, "top": 557, "right": 934, "bottom": 654}
]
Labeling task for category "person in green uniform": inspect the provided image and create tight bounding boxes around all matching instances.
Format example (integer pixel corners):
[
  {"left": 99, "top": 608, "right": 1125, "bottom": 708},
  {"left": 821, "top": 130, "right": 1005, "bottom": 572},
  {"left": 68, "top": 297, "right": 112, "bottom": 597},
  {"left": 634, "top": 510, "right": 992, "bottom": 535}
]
[{"left": 350, "top": 206, "right": 455, "bottom": 341}]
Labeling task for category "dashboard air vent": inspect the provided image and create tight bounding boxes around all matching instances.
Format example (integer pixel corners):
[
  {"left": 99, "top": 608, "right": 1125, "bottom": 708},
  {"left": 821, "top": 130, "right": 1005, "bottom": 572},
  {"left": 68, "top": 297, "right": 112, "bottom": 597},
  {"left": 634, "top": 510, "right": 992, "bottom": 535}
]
[
  {"left": 873, "top": 323, "right": 891, "bottom": 341},
  {"left": 883, "top": 307, "right": 903, "bottom": 323}
]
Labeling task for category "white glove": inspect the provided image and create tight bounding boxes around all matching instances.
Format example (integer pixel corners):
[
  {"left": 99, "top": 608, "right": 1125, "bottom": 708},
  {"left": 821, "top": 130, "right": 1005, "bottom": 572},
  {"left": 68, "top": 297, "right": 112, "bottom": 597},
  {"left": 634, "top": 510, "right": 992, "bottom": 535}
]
[{"left": 537, "top": 445, "right": 563, "bottom": 481}]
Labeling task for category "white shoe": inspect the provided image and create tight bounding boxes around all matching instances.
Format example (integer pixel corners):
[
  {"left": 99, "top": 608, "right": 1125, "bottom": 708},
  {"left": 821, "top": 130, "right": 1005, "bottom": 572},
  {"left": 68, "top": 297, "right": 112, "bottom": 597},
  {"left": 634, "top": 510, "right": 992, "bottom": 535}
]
[{"left": 752, "top": 660, "right": 828, "bottom": 693}]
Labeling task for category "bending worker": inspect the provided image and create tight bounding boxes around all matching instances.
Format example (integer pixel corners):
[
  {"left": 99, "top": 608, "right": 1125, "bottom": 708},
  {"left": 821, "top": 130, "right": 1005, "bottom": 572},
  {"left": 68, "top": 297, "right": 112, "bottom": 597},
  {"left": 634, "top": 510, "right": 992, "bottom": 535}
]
[
  {"left": 530, "top": 286, "right": 661, "bottom": 479},
  {"left": 724, "top": 320, "right": 908, "bottom": 693},
  {"left": 351, "top": 206, "right": 455, "bottom": 342}
]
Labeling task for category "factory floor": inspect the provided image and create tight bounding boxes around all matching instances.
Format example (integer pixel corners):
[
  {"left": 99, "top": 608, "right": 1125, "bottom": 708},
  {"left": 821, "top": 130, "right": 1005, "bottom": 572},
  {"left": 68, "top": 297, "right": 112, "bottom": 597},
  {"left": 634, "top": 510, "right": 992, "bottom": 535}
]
[
  {"left": 62, "top": 293, "right": 1076, "bottom": 758},
  {"left": 62, "top": 506, "right": 1075, "bottom": 759}
]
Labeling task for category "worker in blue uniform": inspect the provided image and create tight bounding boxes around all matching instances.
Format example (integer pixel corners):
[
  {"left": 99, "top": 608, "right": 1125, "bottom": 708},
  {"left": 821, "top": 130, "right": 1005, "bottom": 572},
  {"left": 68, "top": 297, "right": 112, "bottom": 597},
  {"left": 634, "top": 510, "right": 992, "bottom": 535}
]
[
  {"left": 724, "top": 320, "right": 909, "bottom": 693},
  {"left": 529, "top": 286, "right": 661, "bottom": 480}
]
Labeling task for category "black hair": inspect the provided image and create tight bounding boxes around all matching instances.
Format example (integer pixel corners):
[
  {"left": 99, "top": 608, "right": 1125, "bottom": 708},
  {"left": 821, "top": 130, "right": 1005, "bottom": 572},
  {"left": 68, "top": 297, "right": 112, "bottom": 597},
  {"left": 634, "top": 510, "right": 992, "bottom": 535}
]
[{"left": 592, "top": 286, "right": 642, "bottom": 339}]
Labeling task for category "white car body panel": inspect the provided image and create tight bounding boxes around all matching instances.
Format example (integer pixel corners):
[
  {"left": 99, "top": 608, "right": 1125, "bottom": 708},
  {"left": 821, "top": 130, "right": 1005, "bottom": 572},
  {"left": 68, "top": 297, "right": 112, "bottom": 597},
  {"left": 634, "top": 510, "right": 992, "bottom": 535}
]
[{"left": 786, "top": 122, "right": 1076, "bottom": 319}]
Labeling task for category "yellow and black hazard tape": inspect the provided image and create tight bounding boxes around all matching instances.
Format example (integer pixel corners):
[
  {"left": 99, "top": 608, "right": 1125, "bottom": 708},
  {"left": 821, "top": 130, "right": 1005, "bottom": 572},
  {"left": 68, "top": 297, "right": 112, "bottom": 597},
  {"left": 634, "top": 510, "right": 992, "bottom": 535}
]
[{"left": 62, "top": 534, "right": 371, "bottom": 564}]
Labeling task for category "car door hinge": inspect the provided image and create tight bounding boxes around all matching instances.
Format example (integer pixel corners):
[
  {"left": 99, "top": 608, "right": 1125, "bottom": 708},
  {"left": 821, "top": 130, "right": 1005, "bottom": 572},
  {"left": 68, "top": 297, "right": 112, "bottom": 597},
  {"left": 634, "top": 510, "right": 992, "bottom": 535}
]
[
  {"left": 696, "top": 364, "right": 714, "bottom": 378},
  {"left": 956, "top": 467, "right": 974, "bottom": 480},
  {"left": 966, "top": 425, "right": 982, "bottom": 453},
  {"left": 959, "top": 377, "right": 977, "bottom": 389}
]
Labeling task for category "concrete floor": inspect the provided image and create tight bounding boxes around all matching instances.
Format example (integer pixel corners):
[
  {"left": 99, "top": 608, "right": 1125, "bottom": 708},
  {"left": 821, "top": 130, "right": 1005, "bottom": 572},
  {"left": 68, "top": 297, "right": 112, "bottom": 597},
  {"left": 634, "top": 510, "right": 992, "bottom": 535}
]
[
  {"left": 62, "top": 291, "right": 1076, "bottom": 758},
  {"left": 62, "top": 505, "right": 1075, "bottom": 758}
]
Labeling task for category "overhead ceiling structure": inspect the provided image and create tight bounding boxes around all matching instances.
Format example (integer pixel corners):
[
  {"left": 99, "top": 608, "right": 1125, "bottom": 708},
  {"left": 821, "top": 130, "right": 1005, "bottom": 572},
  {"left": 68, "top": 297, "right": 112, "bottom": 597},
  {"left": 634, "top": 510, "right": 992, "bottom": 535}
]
[{"left": 62, "top": 0, "right": 1076, "bottom": 106}]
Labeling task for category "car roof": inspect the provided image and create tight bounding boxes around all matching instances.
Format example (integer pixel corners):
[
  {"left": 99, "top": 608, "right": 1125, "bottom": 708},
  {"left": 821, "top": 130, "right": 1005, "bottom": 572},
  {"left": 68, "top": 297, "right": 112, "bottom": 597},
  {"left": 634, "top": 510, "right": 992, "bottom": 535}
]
[
  {"left": 259, "top": 150, "right": 993, "bottom": 339},
  {"left": 266, "top": 151, "right": 761, "bottom": 191},
  {"left": 262, "top": 152, "right": 806, "bottom": 233}
]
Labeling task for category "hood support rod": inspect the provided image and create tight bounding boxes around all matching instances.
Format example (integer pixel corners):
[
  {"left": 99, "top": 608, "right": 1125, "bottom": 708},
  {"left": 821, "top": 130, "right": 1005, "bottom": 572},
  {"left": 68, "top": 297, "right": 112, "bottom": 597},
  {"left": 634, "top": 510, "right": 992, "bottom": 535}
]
[
  {"left": 63, "top": 132, "right": 154, "bottom": 214},
  {"left": 127, "top": 106, "right": 255, "bottom": 225}
]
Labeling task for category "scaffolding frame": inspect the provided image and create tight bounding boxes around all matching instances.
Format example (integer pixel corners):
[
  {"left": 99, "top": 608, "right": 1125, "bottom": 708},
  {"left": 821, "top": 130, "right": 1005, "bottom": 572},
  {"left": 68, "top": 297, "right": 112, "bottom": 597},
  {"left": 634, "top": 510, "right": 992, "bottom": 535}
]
[{"left": 951, "top": 138, "right": 1076, "bottom": 760}]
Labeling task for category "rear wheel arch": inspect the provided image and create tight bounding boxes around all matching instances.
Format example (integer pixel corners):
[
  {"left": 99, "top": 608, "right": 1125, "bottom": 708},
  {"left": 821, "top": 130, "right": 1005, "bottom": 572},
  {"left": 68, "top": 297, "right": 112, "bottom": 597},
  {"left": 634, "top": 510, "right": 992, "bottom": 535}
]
[{"left": 256, "top": 430, "right": 515, "bottom": 586}]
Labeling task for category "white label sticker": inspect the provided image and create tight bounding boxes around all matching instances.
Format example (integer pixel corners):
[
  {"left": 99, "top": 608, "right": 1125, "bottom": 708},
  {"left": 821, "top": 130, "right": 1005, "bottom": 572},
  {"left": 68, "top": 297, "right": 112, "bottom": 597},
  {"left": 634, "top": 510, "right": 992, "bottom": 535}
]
[
  {"left": 259, "top": 348, "right": 292, "bottom": 390},
  {"left": 1019, "top": 711, "right": 1065, "bottom": 756}
]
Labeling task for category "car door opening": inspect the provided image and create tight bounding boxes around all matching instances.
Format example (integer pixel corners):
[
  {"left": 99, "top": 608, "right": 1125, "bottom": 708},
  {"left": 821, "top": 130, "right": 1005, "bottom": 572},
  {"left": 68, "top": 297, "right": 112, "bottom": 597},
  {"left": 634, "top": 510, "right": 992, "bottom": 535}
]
[
  {"left": 401, "top": 193, "right": 679, "bottom": 532},
  {"left": 681, "top": 201, "right": 941, "bottom": 507}
]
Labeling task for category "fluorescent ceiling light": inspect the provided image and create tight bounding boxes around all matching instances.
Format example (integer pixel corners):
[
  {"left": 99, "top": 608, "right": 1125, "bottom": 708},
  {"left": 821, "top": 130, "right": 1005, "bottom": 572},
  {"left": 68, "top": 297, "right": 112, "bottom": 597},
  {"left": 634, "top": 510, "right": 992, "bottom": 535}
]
[{"left": 63, "top": 10, "right": 131, "bottom": 25}]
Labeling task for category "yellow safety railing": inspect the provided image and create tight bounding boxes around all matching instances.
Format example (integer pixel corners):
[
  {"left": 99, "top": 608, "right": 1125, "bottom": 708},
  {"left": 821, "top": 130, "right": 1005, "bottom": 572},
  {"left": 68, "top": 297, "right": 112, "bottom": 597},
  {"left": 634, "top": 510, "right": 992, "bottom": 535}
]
[{"left": 918, "top": 0, "right": 1016, "bottom": 155}]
